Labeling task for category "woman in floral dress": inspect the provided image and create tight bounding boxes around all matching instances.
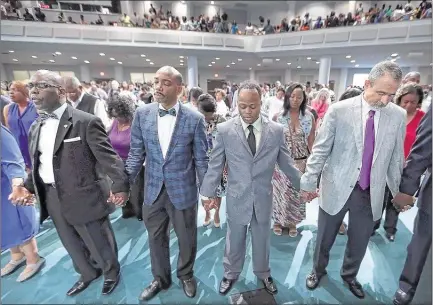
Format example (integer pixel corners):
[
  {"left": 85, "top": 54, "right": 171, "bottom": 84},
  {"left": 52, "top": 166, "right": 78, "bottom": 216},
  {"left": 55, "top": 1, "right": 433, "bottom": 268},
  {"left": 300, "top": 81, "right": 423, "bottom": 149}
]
[
  {"left": 197, "top": 93, "right": 227, "bottom": 228},
  {"left": 272, "top": 83, "right": 316, "bottom": 237}
]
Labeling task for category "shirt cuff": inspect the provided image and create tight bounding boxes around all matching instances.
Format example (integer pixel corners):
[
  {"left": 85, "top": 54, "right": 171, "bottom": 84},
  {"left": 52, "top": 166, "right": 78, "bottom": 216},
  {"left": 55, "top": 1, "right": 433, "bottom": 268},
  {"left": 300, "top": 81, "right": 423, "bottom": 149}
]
[{"left": 200, "top": 195, "right": 209, "bottom": 200}]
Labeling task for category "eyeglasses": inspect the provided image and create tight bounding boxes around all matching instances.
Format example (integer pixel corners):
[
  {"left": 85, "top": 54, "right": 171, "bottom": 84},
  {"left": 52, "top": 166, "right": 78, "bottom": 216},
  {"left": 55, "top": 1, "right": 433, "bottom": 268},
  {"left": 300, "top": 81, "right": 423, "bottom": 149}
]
[{"left": 27, "top": 82, "right": 62, "bottom": 90}]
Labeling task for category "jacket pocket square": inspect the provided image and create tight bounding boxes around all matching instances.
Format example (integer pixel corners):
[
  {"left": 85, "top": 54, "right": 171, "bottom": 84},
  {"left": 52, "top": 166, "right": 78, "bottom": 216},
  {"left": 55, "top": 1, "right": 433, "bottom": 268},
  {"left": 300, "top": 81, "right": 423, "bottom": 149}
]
[{"left": 64, "top": 137, "right": 81, "bottom": 143}]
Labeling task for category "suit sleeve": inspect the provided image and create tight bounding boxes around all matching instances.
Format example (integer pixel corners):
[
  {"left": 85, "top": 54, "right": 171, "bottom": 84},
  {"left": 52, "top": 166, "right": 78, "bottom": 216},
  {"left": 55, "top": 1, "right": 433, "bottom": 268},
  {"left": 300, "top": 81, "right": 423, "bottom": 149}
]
[
  {"left": 300, "top": 105, "right": 337, "bottom": 191},
  {"left": 399, "top": 105, "right": 432, "bottom": 196},
  {"left": 276, "top": 127, "right": 302, "bottom": 191},
  {"left": 86, "top": 116, "right": 129, "bottom": 193},
  {"left": 386, "top": 113, "right": 406, "bottom": 197},
  {"left": 193, "top": 116, "right": 209, "bottom": 187},
  {"left": 24, "top": 125, "right": 35, "bottom": 194},
  {"left": 200, "top": 127, "right": 226, "bottom": 198},
  {"left": 125, "top": 109, "right": 146, "bottom": 183}
]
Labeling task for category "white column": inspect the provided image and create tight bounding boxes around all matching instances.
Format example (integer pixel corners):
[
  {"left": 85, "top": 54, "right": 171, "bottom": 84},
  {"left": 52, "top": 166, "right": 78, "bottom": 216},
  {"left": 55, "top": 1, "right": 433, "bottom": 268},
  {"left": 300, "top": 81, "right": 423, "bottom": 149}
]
[
  {"left": 114, "top": 66, "right": 124, "bottom": 82},
  {"left": 284, "top": 68, "right": 292, "bottom": 84},
  {"left": 80, "top": 65, "right": 90, "bottom": 82},
  {"left": 249, "top": 69, "right": 256, "bottom": 81},
  {"left": 318, "top": 57, "right": 332, "bottom": 86},
  {"left": 187, "top": 56, "right": 198, "bottom": 88},
  {"left": 337, "top": 68, "right": 348, "bottom": 100},
  {"left": 0, "top": 63, "right": 7, "bottom": 82}
]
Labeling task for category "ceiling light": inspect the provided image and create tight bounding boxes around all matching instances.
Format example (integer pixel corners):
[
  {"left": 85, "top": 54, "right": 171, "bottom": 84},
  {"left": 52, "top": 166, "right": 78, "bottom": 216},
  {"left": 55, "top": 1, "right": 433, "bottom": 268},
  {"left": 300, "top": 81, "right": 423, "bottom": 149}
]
[
  {"left": 8, "top": 50, "right": 14, "bottom": 53},
  {"left": 180, "top": 1, "right": 185, "bottom": 3},
  {"left": 307, "top": 57, "right": 312, "bottom": 60},
  {"left": 84, "top": 60, "right": 90, "bottom": 63},
  {"left": 391, "top": 53, "right": 398, "bottom": 57},
  {"left": 231, "top": 62, "right": 236, "bottom": 65},
  {"left": 100, "top": 72, "right": 105, "bottom": 76},
  {"left": 346, "top": 55, "right": 351, "bottom": 59},
  {"left": 71, "top": 56, "right": 77, "bottom": 59},
  {"left": 99, "top": 53, "right": 105, "bottom": 56},
  {"left": 214, "top": 74, "right": 219, "bottom": 77},
  {"left": 287, "top": 62, "right": 291, "bottom": 65},
  {"left": 31, "top": 55, "right": 37, "bottom": 58},
  {"left": 211, "top": 1, "right": 214, "bottom": 4},
  {"left": 297, "top": 66, "right": 301, "bottom": 69},
  {"left": 215, "top": 57, "right": 220, "bottom": 60},
  {"left": 211, "top": 61, "right": 215, "bottom": 64},
  {"left": 355, "top": 64, "right": 359, "bottom": 67},
  {"left": 140, "top": 54, "right": 146, "bottom": 57},
  {"left": 391, "top": 58, "right": 397, "bottom": 62},
  {"left": 238, "top": 59, "right": 242, "bottom": 61},
  {"left": 208, "top": 64, "right": 212, "bottom": 67},
  {"left": 146, "top": 59, "right": 151, "bottom": 62},
  {"left": 110, "top": 58, "right": 115, "bottom": 61},
  {"left": 118, "top": 61, "right": 122, "bottom": 64},
  {"left": 49, "top": 59, "right": 55, "bottom": 63},
  {"left": 180, "top": 63, "right": 184, "bottom": 66},
  {"left": 179, "top": 56, "right": 184, "bottom": 59},
  {"left": 180, "top": 59, "right": 184, "bottom": 63},
  {"left": 350, "top": 60, "right": 356, "bottom": 63},
  {"left": 257, "top": 63, "right": 261, "bottom": 66},
  {"left": 249, "top": 67, "right": 252, "bottom": 70},
  {"left": 150, "top": 62, "right": 154, "bottom": 65},
  {"left": 226, "top": 65, "right": 230, "bottom": 68},
  {"left": 430, "top": 63, "right": 433, "bottom": 66},
  {"left": 316, "top": 61, "right": 320, "bottom": 64},
  {"left": 275, "top": 59, "right": 280, "bottom": 61},
  {"left": 55, "top": 51, "right": 61, "bottom": 55},
  {"left": 12, "top": 59, "right": 18, "bottom": 62}
]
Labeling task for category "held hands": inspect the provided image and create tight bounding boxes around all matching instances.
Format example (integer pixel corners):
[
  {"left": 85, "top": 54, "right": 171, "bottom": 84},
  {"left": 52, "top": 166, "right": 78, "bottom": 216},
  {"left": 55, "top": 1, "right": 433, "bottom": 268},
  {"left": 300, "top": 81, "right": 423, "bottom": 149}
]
[
  {"left": 201, "top": 198, "right": 220, "bottom": 211},
  {"left": 8, "top": 186, "right": 35, "bottom": 206},
  {"left": 108, "top": 191, "right": 129, "bottom": 207},
  {"left": 391, "top": 192, "right": 415, "bottom": 213}
]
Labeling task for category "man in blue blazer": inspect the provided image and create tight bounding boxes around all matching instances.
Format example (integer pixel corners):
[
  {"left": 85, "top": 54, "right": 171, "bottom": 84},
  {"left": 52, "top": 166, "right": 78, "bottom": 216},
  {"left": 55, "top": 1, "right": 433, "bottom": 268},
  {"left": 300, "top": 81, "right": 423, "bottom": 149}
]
[{"left": 126, "top": 66, "right": 208, "bottom": 301}]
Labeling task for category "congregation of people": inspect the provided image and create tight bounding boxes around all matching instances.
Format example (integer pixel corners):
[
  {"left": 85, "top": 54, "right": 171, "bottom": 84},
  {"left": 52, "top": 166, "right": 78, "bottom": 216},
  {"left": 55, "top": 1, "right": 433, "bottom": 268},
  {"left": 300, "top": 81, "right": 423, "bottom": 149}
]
[{"left": 1, "top": 59, "right": 432, "bottom": 305}]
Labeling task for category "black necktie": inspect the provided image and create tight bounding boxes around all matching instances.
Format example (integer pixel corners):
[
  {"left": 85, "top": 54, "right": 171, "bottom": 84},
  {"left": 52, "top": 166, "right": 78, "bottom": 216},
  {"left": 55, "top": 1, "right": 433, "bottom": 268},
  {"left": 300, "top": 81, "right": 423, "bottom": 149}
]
[
  {"left": 37, "top": 112, "right": 58, "bottom": 123},
  {"left": 158, "top": 108, "right": 176, "bottom": 117},
  {"left": 247, "top": 125, "right": 256, "bottom": 156}
]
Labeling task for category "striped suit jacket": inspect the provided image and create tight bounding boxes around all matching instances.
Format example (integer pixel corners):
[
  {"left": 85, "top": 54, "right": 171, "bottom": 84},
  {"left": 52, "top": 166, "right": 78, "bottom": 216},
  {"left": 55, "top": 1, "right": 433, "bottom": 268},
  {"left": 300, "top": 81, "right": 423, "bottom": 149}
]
[{"left": 126, "top": 102, "right": 208, "bottom": 210}]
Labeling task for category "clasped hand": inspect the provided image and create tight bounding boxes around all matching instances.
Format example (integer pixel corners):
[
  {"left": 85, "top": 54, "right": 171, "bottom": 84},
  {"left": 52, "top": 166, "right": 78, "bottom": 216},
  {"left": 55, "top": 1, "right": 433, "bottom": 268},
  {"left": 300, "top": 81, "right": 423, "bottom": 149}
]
[
  {"left": 391, "top": 192, "right": 415, "bottom": 212},
  {"left": 201, "top": 198, "right": 219, "bottom": 211},
  {"left": 8, "top": 186, "right": 35, "bottom": 206},
  {"left": 108, "top": 191, "right": 129, "bottom": 207}
]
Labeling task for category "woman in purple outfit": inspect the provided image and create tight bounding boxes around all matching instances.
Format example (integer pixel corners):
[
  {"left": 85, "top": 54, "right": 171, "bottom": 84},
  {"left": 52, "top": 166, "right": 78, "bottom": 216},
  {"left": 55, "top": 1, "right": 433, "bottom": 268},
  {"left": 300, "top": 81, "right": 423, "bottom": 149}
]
[
  {"left": 3, "top": 81, "right": 38, "bottom": 172},
  {"left": 107, "top": 92, "right": 144, "bottom": 220}
]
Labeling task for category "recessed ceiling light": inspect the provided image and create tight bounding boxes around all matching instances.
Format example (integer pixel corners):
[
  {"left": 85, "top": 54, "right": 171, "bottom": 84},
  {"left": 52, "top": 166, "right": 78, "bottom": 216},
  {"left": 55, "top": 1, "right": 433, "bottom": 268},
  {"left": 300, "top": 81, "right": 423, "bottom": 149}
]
[
  {"left": 179, "top": 56, "right": 184, "bottom": 59},
  {"left": 146, "top": 59, "right": 151, "bottom": 62},
  {"left": 350, "top": 60, "right": 356, "bottom": 63},
  {"left": 211, "top": 61, "right": 215, "bottom": 64},
  {"left": 287, "top": 62, "right": 291, "bottom": 65},
  {"left": 140, "top": 54, "right": 146, "bottom": 57},
  {"left": 257, "top": 63, "right": 261, "bottom": 66},
  {"left": 226, "top": 65, "right": 230, "bottom": 68},
  {"left": 275, "top": 59, "right": 280, "bottom": 61},
  {"left": 71, "top": 56, "right": 77, "bottom": 59},
  {"left": 180, "top": 63, "right": 184, "bottom": 66},
  {"left": 181, "top": 1, "right": 185, "bottom": 3},
  {"left": 307, "top": 57, "right": 311, "bottom": 60},
  {"left": 316, "top": 61, "right": 320, "bottom": 64},
  {"left": 150, "top": 62, "right": 154, "bottom": 65},
  {"left": 214, "top": 73, "right": 219, "bottom": 77},
  {"left": 31, "top": 55, "right": 37, "bottom": 58},
  {"left": 8, "top": 50, "right": 14, "bottom": 53},
  {"left": 355, "top": 64, "right": 360, "bottom": 67},
  {"left": 99, "top": 53, "right": 105, "bottom": 56},
  {"left": 118, "top": 61, "right": 122, "bottom": 64},
  {"left": 49, "top": 59, "right": 55, "bottom": 63},
  {"left": 391, "top": 53, "right": 398, "bottom": 57},
  {"left": 231, "top": 62, "right": 236, "bottom": 65},
  {"left": 180, "top": 59, "right": 184, "bottom": 63},
  {"left": 238, "top": 59, "right": 242, "bottom": 61},
  {"left": 211, "top": 1, "right": 214, "bottom": 4},
  {"left": 55, "top": 51, "right": 61, "bottom": 55},
  {"left": 391, "top": 58, "right": 397, "bottom": 62},
  {"left": 430, "top": 63, "right": 433, "bottom": 66},
  {"left": 84, "top": 60, "right": 90, "bottom": 63},
  {"left": 12, "top": 59, "right": 18, "bottom": 62},
  {"left": 208, "top": 64, "right": 212, "bottom": 67},
  {"left": 346, "top": 55, "right": 351, "bottom": 59},
  {"left": 100, "top": 72, "right": 105, "bottom": 76},
  {"left": 110, "top": 58, "right": 115, "bottom": 61},
  {"left": 215, "top": 57, "right": 220, "bottom": 60},
  {"left": 297, "top": 66, "right": 301, "bottom": 69},
  {"left": 249, "top": 67, "right": 252, "bottom": 70}
]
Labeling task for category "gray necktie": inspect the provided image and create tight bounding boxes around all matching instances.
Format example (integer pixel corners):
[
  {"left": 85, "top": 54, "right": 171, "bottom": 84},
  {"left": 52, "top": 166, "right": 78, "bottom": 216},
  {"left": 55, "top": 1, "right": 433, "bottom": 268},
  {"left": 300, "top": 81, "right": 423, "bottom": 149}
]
[{"left": 247, "top": 125, "right": 256, "bottom": 156}]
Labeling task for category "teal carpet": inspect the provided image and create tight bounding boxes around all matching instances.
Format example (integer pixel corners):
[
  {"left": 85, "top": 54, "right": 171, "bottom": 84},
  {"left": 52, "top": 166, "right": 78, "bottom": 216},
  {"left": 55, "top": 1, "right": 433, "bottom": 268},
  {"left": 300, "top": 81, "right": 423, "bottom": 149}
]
[{"left": 1, "top": 199, "right": 427, "bottom": 304}]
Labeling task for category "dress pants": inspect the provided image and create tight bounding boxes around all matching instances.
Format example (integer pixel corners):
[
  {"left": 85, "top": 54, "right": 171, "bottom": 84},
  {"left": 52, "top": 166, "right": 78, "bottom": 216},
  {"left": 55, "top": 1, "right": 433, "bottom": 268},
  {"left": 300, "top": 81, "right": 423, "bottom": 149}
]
[
  {"left": 314, "top": 184, "right": 376, "bottom": 280},
  {"left": 223, "top": 206, "right": 271, "bottom": 280},
  {"left": 399, "top": 208, "right": 432, "bottom": 294},
  {"left": 123, "top": 165, "right": 144, "bottom": 217},
  {"left": 44, "top": 185, "right": 120, "bottom": 282},
  {"left": 374, "top": 185, "right": 400, "bottom": 234},
  {"left": 142, "top": 185, "right": 197, "bottom": 288}
]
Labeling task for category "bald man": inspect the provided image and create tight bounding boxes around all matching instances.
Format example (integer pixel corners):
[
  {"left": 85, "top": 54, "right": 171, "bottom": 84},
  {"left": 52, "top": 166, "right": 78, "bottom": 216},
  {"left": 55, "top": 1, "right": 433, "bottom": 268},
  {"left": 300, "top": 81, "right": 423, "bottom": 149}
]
[
  {"left": 403, "top": 72, "right": 421, "bottom": 84},
  {"left": 126, "top": 66, "right": 208, "bottom": 301}
]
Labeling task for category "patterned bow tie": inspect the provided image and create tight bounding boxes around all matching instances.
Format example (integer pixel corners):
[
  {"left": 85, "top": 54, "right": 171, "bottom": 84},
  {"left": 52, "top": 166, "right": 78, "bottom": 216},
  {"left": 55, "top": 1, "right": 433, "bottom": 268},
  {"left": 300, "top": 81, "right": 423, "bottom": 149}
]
[
  {"left": 38, "top": 112, "right": 58, "bottom": 122},
  {"left": 158, "top": 108, "right": 176, "bottom": 117}
]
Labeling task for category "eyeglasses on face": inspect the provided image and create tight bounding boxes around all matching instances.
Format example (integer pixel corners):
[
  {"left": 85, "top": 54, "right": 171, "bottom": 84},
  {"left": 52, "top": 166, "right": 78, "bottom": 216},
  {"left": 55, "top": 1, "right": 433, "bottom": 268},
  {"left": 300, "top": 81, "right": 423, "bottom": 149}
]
[{"left": 27, "top": 82, "right": 62, "bottom": 90}]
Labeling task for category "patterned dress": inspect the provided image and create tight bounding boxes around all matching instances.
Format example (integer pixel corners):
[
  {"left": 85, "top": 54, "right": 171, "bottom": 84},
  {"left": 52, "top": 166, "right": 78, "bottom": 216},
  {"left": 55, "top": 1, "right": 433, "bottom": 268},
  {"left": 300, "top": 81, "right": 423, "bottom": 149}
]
[
  {"left": 272, "top": 111, "right": 314, "bottom": 227},
  {"left": 206, "top": 114, "right": 227, "bottom": 197}
]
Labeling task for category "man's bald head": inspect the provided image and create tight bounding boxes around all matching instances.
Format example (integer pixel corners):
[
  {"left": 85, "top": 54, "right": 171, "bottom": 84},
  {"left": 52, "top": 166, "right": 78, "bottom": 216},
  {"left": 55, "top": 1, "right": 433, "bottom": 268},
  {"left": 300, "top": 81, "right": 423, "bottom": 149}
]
[
  {"left": 403, "top": 71, "right": 421, "bottom": 84},
  {"left": 31, "top": 70, "right": 63, "bottom": 87},
  {"left": 63, "top": 76, "right": 83, "bottom": 102},
  {"left": 157, "top": 66, "right": 183, "bottom": 85},
  {"left": 154, "top": 66, "right": 184, "bottom": 107},
  {"left": 29, "top": 70, "right": 66, "bottom": 112}
]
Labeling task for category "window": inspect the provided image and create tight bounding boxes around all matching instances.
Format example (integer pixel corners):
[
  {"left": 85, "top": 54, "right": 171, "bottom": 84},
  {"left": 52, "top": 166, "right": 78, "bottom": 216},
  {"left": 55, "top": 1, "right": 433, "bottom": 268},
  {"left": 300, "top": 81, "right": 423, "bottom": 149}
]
[
  {"left": 352, "top": 73, "right": 369, "bottom": 87},
  {"left": 13, "top": 71, "right": 30, "bottom": 81}
]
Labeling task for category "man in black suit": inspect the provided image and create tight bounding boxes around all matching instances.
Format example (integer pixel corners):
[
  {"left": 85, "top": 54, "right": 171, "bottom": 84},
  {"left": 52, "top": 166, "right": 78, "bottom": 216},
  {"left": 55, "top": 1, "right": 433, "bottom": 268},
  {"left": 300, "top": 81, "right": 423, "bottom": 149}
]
[
  {"left": 392, "top": 105, "right": 432, "bottom": 305},
  {"left": 9, "top": 70, "right": 129, "bottom": 296}
]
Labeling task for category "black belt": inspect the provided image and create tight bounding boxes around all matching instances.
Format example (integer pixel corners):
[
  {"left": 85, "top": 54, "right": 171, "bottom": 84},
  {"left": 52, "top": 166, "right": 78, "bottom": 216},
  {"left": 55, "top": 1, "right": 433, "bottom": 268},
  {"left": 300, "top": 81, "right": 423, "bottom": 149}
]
[{"left": 294, "top": 156, "right": 308, "bottom": 161}]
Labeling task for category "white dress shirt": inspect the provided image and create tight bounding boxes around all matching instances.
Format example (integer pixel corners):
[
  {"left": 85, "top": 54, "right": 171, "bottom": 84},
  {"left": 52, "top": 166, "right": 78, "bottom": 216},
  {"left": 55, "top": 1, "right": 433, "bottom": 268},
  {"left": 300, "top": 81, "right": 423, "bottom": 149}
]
[
  {"left": 240, "top": 115, "right": 262, "bottom": 151},
  {"left": 216, "top": 100, "right": 229, "bottom": 117},
  {"left": 71, "top": 92, "right": 112, "bottom": 130},
  {"left": 158, "top": 103, "right": 180, "bottom": 159},
  {"left": 38, "top": 103, "right": 68, "bottom": 184}
]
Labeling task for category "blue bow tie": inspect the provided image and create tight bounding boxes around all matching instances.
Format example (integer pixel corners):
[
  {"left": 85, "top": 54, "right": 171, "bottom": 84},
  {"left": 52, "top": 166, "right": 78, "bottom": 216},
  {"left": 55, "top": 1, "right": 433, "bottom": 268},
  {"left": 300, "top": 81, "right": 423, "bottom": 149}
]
[{"left": 158, "top": 108, "right": 176, "bottom": 117}]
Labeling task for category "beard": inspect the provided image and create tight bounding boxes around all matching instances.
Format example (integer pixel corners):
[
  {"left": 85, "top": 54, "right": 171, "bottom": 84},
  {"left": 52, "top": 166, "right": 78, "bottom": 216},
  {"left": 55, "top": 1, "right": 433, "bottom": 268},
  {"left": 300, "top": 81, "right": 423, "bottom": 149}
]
[{"left": 370, "top": 101, "right": 388, "bottom": 109}]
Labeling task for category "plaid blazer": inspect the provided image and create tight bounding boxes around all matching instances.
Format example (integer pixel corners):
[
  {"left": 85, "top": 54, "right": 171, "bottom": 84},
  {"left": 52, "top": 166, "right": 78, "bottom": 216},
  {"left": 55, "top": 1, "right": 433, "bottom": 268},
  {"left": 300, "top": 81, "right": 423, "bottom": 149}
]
[{"left": 126, "top": 102, "right": 208, "bottom": 210}]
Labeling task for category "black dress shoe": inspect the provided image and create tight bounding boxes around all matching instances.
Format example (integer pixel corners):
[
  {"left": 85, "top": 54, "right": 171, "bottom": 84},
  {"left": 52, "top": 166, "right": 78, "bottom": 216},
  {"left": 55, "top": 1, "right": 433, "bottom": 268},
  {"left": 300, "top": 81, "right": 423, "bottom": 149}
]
[
  {"left": 66, "top": 281, "right": 92, "bottom": 296},
  {"left": 102, "top": 273, "right": 120, "bottom": 295},
  {"left": 306, "top": 272, "right": 323, "bottom": 290},
  {"left": 219, "top": 277, "right": 235, "bottom": 295},
  {"left": 181, "top": 277, "right": 197, "bottom": 298},
  {"left": 393, "top": 288, "right": 413, "bottom": 305},
  {"left": 343, "top": 278, "right": 364, "bottom": 299},
  {"left": 386, "top": 232, "right": 395, "bottom": 242},
  {"left": 139, "top": 280, "right": 167, "bottom": 301},
  {"left": 262, "top": 277, "right": 278, "bottom": 295}
]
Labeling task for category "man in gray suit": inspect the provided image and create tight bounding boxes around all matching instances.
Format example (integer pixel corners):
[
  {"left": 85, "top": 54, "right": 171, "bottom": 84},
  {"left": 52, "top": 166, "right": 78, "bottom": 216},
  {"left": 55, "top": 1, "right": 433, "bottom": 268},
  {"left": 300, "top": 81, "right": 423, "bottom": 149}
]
[
  {"left": 301, "top": 61, "right": 406, "bottom": 299},
  {"left": 200, "top": 80, "right": 315, "bottom": 296}
]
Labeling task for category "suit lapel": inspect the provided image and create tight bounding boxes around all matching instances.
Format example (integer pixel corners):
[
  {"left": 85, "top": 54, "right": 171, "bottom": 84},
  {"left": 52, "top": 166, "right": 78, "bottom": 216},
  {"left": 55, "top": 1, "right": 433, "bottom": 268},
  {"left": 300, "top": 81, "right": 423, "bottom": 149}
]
[
  {"left": 254, "top": 117, "right": 270, "bottom": 160},
  {"left": 234, "top": 117, "right": 253, "bottom": 157},
  {"left": 352, "top": 97, "right": 363, "bottom": 153},
  {"left": 53, "top": 105, "right": 72, "bottom": 155},
  {"left": 149, "top": 104, "right": 164, "bottom": 161},
  {"left": 30, "top": 121, "right": 42, "bottom": 161},
  {"left": 373, "top": 109, "right": 389, "bottom": 164},
  {"left": 164, "top": 103, "right": 186, "bottom": 162}
]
